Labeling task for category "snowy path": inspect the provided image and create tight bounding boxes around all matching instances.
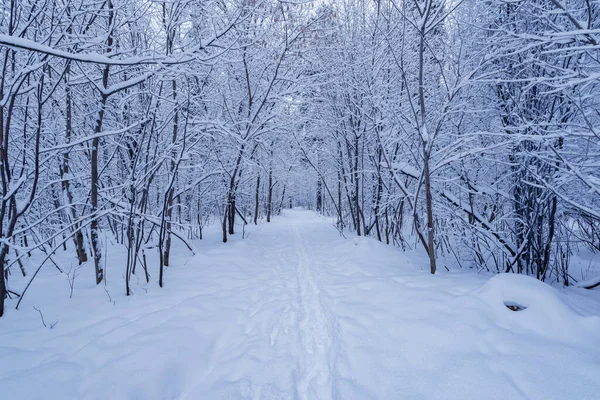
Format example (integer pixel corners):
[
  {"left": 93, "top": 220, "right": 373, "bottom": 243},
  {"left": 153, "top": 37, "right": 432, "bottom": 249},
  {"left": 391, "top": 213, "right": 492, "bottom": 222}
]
[
  {"left": 291, "top": 223, "right": 335, "bottom": 400},
  {"left": 2, "top": 210, "right": 600, "bottom": 400}
]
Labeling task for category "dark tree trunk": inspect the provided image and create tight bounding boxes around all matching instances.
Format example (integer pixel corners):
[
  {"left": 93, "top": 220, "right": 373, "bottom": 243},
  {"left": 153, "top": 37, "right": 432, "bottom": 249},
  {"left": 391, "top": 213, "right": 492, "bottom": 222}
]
[
  {"left": 0, "top": 245, "right": 8, "bottom": 317},
  {"left": 423, "top": 149, "right": 436, "bottom": 274},
  {"left": 277, "top": 183, "right": 286, "bottom": 215},
  {"left": 354, "top": 136, "right": 361, "bottom": 236},
  {"left": 90, "top": 94, "right": 107, "bottom": 285},
  {"left": 337, "top": 169, "right": 343, "bottom": 227},
  {"left": 374, "top": 174, "right": 383, "bottom": 242},
  {"left": 222, "top": 203, "right": 228, "bottom": 243},
  {"left": 164, "top": 79, "right": 178, "bottom": 268},
  {"left": 267, "top": 166, "right": 273, "bottom": 223},
  {"left": 228, "top": 193, "right": 236, "bottom": 234},
  {"left": 62, "top": 63, "right": 88, "bottom": 264},
  {"left": 316, "top": 178, "right": 322, "bottom": 213},
  {"left": 90, "top": 0, "right": 115, "bottom": 285},
  {"left": 254, "top": 175, "right": 260, "bottom": 224}
]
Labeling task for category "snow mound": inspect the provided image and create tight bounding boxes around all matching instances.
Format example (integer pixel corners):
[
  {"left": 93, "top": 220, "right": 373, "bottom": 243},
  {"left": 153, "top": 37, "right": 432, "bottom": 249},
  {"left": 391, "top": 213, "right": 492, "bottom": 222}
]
[
  {"left": 474, "top": 273, "right": 600, "bottom": 341},
  {"left": 576, "top": 274, "right": 600, "bottom": 289}
]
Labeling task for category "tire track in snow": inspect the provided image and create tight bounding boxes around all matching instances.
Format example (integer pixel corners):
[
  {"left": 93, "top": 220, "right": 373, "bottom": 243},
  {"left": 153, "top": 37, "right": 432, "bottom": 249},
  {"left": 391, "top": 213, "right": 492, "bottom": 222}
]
[{"left": 291, "top": 223, "right": 335, "bottom": 400}]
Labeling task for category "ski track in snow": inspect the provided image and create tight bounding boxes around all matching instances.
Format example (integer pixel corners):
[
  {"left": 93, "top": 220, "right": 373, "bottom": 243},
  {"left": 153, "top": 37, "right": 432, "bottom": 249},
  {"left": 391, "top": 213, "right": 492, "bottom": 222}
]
[
  {"left": 291, "top": 223, "right": 335, "bottom": 400},
  {"left": 2, "top": 210, "right": 600, "bottom": 400}
]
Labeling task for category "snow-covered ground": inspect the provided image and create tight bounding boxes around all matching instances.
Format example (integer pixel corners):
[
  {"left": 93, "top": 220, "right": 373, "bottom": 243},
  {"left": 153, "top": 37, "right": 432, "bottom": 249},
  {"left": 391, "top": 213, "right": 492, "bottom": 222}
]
[{"left": 1, "top": 210, "right": 600, "bottom": 399}]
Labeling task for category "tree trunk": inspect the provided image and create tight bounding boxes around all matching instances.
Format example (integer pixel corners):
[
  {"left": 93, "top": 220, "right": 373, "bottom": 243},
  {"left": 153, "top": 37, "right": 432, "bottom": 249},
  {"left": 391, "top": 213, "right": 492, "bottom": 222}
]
[
  {"left": 418, "top": 21, "right": 436, "bottom": 275},
  {"left": 164, "top": 79, "right": 178, "bottom": 268},
  {"left": 228, "top": 193, "right": 236, "bottom": 234},
  {"left": 316, "top": 178, "right": 323, "bottom": 213},
  {"left": 374, "top": 171, "right": 383, "bottom": 242},
  {"left": 254, "top": 174, "right": 260, "bottom": 224},
  {"left": 90, "top": 0, "right": 116, "bottom": 286},
  {"left": 423, "top": 150, "right": 436, "bottom": 274},
  {"left": 277, "top": 183, "right": 287, "bottom": 215},
  {"left": 354, "top": 136, "right": 361, "bottom": 236},
  {"left": 90, "top": 94, "right": 107, "bottom": 285},
  {"left": 0, "top": 245, "right": 8, "bottom": 317},
  {"left": 337, "top": 169, "right": 343, "bottom": 227},
  {"left": 62, "top": 63, "right": 88, "bottom": 264},
  {"left": 267, "top": 165, "right": 273, "bottom": 223},
  {"left": 222, "top": 203, "right": 228, "bottom": 243}
]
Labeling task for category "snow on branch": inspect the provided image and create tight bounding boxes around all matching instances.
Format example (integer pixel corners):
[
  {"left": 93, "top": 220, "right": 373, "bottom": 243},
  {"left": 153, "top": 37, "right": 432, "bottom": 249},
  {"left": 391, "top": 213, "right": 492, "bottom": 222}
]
[{"left": 0, "top": 35, "right": 197, "bottom": 66}]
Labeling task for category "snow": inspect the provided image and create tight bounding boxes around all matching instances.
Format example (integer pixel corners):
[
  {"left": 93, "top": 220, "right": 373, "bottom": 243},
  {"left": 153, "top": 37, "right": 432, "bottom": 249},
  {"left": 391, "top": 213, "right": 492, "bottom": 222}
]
[
  {"left": 474, "top": 274, "right": 600, "bottom": 342},
  {"left": 0, "top": 35, "right": 193, "bottom": 66},
  {"left": 577, "top": 274, "right": 600, "bottom": 289},
  {"left": 1, "top": 210, "right": 600, "bottom": 399}
]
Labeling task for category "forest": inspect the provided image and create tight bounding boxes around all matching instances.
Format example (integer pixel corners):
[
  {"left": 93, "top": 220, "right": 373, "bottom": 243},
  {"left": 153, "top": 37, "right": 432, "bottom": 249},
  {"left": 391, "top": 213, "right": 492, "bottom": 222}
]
[
  {"left": 1, "top": 0, "right": 599, "bottom": 316},
  {"left": 2, "top": 0, "right": 600, "bottom": 398}
]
